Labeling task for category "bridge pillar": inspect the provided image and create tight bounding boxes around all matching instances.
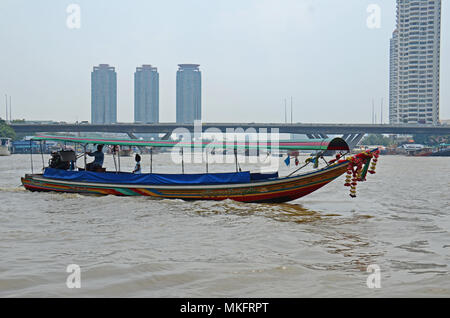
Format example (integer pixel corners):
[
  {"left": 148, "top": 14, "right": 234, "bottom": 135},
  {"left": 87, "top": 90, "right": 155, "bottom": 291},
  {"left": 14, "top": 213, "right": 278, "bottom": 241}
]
[
  {"left": 351, "top": 133, "right": 365, "bottom": 148},
  {"left": 126, "top": 132, "right": 137, "bottom": 139},
  {"left": 161, "top": 132, "right": 172, "bottom": 140},
  {"left": 343, "top": 133, "right": 365, "bottom": 150},
  {"left": 306, "top": 133, "right": 328, "bottom": 139}
]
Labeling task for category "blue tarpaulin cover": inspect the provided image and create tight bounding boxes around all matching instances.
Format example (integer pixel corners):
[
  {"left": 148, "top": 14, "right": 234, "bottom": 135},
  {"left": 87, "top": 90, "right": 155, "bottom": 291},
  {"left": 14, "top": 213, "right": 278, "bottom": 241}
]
[
  {"left": 43, "top": 168, "right": 252, "bottom": 185},
  {"left": 250, "top": 172, "right": 279, "bottom": 181}
]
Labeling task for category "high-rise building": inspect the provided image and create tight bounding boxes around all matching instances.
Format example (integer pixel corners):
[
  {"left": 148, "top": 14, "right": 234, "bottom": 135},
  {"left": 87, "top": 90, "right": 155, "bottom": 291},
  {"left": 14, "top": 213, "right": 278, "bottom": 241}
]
[
  {"left": 134, "top": 65, "right": 159, "bottom": 123},
  {"left": 389, "top": 29, "right": 399, "bottom": 124},
  {"left": 389, "top": 0, "right": 441, "bottom": 125},
  {"left": 176, "top": 64, "right": 201, "bottom": 124},
  {"left": 91, "top": 64, "right": 117, "bottom": 124}
]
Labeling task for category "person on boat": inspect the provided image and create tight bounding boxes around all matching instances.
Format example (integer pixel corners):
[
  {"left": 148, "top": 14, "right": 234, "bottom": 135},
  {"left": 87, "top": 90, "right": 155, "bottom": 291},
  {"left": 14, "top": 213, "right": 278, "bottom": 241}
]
[
  {"left": 69, "top": 160, "right": 76, "bottom": 171},
  {"left": 86, "top": 145, "right": 104, "bottom": 171},
  {"left": 132, "top": 154, "right": 142, "bottom": 174}
]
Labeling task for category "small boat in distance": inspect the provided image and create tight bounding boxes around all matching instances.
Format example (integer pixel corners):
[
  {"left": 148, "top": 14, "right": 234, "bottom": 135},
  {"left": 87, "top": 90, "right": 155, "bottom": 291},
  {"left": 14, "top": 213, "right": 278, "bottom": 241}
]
[
  {"left": 0, "top": 138, "right": 12, "bottom": 156},
  {"left": 430, "top": 144, "right": 450, "bottom": 157},
  {"left": 403, "top": 144, "right": 433, "bottom": 157},
  {"left": 21, "top": 135, "right": 380, "bottom": 203}
]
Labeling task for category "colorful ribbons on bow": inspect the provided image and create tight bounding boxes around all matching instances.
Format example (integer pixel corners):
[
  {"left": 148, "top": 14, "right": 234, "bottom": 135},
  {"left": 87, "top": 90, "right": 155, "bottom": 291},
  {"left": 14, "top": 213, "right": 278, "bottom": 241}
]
[{"left": 343, "top": 149, "right": 380, "bottom": 198}]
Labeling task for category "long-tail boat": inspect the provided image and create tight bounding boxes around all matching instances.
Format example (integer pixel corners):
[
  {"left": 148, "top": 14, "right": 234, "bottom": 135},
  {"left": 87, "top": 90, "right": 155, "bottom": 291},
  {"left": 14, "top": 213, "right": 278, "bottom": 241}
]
[{"left": 21, "top": 135, "right": 379, "bottom": 203}]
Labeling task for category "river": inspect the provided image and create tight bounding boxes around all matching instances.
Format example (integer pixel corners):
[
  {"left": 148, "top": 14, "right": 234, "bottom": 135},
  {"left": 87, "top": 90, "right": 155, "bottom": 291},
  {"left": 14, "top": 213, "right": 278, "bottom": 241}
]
[{"left": 0, "top": 153, "right": 449, "bottom": 297}]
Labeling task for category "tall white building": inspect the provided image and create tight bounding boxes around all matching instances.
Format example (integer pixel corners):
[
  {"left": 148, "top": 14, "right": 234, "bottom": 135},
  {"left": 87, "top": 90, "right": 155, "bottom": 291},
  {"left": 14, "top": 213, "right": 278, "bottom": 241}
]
[
  {"left": 134, "top": 65, "right": 159, "bottom": 123},
  {"left": 389, "top": 0, "right": 441, "bottom": 125}
]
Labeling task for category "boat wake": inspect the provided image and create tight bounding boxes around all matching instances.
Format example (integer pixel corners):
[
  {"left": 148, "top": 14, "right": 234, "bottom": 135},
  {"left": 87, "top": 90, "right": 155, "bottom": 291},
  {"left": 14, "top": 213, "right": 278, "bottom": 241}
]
[{"left": 0, "top": 186, "right": 26, "bottom": 193}]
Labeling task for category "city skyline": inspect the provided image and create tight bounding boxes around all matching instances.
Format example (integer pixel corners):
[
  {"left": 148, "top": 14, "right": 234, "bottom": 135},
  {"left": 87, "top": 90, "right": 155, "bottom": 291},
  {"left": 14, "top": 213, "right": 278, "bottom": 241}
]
[
  {"left": 1, "top": 0, "right": 450, "bottom": 124},
  {"left": 95, "top": 63, "right": 202, "bottom": 124}
]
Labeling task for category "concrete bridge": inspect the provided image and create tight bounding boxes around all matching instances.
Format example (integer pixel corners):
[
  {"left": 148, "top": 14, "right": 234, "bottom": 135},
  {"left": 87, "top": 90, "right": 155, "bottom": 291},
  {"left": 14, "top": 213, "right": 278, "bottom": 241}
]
[
  {"left": 10, "top": 122, "right": 450, "bottom": 149},
  {"left": 11, "top": 122, "right": 450, "bottom": 135}
]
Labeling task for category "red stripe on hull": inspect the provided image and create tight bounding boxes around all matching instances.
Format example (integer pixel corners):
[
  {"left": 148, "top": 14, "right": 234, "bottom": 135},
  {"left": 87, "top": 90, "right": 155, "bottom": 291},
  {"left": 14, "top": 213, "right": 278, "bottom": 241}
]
[{"left": 216, "top": 180, "right": 330, "bottom": 203}]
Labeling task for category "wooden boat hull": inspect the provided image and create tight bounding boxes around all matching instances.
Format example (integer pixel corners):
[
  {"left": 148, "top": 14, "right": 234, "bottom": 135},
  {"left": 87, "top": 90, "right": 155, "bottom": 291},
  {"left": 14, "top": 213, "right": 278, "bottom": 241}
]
[
  {"left": 408, "top": 151, "right": 432, "bottom": 157},
  {"left": 21, "top": 161, "right": 350, "bottom": 203}
]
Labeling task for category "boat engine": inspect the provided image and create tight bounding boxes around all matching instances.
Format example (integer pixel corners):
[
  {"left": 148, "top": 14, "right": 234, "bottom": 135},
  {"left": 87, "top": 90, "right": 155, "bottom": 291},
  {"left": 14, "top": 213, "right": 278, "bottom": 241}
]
[{"left": 48, "top": 150, "right": 75, "bottom": 170}]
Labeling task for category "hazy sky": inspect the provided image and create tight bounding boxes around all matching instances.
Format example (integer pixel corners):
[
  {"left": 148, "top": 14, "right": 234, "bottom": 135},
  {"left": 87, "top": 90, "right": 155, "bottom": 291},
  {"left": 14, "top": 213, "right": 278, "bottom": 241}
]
[{"left": 0, "top": 0, "right": 449, "bottom": 123}]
